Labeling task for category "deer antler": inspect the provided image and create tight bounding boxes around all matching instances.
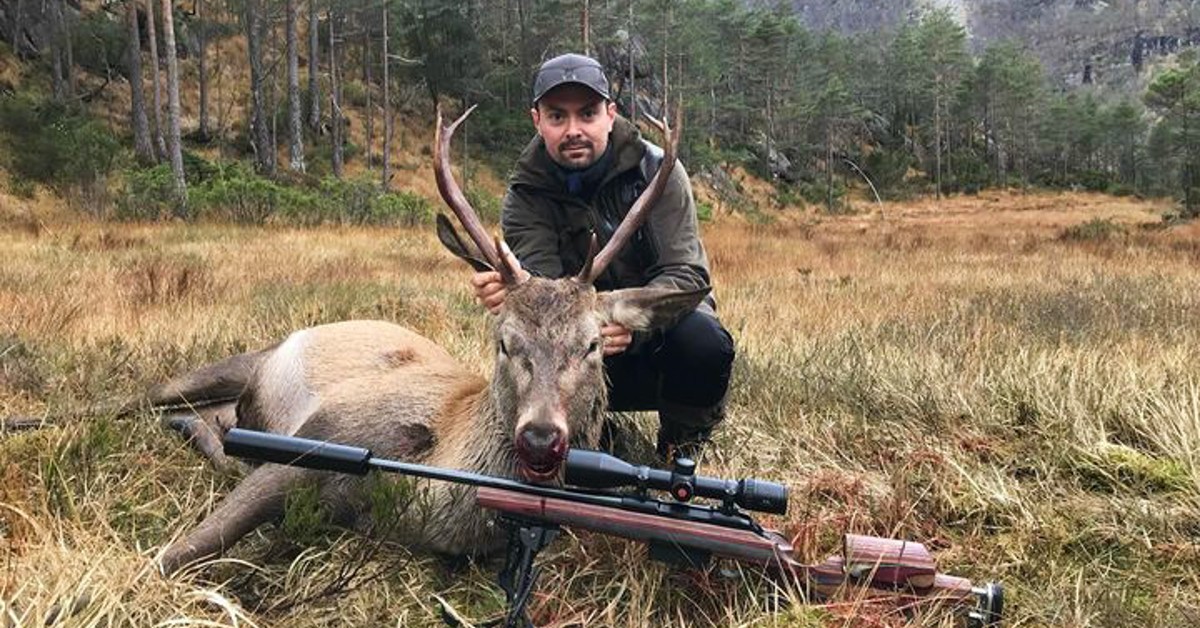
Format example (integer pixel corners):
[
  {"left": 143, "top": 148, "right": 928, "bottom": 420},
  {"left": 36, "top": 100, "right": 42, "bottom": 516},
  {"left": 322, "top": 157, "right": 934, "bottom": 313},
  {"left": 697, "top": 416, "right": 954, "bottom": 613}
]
[
  {"left": 577, "top": 103, "right": 683, "bottom": 285},
  {"left": 435, "top": 105, "right": 518, "bottom": 285}
]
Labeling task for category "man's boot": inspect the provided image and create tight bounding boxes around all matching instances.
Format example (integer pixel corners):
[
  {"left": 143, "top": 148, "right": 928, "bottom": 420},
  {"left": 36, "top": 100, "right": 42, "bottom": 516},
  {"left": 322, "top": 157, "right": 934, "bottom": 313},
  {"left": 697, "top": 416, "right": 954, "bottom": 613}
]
[{"left": 655, "top": 399, "right": 725, "bottom": 466}]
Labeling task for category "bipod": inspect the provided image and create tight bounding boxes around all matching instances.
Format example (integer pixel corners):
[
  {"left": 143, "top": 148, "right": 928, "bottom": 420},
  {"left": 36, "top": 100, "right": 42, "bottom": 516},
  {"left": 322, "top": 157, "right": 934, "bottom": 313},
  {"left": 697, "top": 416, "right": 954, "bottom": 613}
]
[{"left": 494, "top": 516, "right": 559, "bottom": 628}]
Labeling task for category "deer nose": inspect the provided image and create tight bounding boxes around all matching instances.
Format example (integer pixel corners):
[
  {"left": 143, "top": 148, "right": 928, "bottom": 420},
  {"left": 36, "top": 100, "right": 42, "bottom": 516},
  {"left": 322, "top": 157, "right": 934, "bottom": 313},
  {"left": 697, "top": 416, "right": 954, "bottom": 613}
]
[{"left": 520, "top": 423, "right": 565, "bottom": 456}]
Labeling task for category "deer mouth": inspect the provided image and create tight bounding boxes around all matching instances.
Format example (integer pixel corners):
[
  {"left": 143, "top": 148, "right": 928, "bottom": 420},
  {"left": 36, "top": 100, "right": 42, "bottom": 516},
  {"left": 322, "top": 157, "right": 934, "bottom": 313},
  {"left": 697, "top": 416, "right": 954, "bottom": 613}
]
[{"left": 515, "top": 436, "right": 568, "bottom": 484}]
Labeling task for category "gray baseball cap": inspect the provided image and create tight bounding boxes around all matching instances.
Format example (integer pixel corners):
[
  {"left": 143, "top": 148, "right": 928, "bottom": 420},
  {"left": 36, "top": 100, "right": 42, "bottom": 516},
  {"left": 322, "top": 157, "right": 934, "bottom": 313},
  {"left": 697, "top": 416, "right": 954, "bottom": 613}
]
[{"left": 531, "top": 53, "right": 611, "bottom": 104}]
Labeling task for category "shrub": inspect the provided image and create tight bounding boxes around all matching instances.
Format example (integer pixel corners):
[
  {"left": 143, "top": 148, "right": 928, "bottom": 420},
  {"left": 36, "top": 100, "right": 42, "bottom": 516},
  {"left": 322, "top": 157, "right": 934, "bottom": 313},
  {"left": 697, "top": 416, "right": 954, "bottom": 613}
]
[
  {"left": 120, "top": 161, "right": 434, "bottom": 226},
  {"left": 465, "top": 187, "right": 502, "bottom": 224},
  {"left": 1077, "top": 169, "right": 1113, "bottom": 192},
  {"left": 470, "top": 105, "right": 535, "bottom": 174},
  {"left": 183, "top": 150, "right": 219, "bottom": 184},
  {"left": 191, "top": 163, "right": 317, "bottom": 224},
  {"left": 73, "top": 12, "right": 129, "bottom": 78},
  {"left": 863, "top": 147, "right": 912, "bottom": 199},
  {"left": 371, "top": 190, "right": 434, "bottom": 226},
  {"left": 1059, "top": 218, "right": 1127, "bottom": 242},
  {"left": 945, "top": 149, "right": 990, "bottom": 195},
  {"left": 0, "top": 94, "right": 121, "bottom": 204},
  {"left": 1107, "top": 183, "right": 1136, "bottom": 197},
  {"left": 8, "top": 176, "right": 36, "bottom": 199},
  {"left": 342, "top": 80, "right": 369, "bottom": 108},
  {"left": 117, "top": 164, "right": 176, "bottom": 221}
]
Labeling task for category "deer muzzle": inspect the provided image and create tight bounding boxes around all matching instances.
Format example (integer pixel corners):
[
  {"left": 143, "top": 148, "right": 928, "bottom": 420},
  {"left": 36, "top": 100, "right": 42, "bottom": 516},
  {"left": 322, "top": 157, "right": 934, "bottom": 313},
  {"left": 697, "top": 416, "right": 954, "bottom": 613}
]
[{"left": 515, "top": 421, "right": 568, "bottom": 483}]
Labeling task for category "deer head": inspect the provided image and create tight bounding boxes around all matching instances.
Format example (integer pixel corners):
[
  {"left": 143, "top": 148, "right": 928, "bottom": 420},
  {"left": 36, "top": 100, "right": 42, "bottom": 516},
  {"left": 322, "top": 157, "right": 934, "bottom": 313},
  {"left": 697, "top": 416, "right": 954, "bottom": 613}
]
[{"left": 434, "top": 106, "right": 708, "bottom": 482}]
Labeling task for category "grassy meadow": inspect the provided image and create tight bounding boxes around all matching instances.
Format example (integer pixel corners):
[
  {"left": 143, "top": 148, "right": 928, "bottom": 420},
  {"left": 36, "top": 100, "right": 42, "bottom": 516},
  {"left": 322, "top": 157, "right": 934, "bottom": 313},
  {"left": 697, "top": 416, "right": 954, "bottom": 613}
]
[{"left": 1, "top": 190, "right": 1199, "bottom": 627}]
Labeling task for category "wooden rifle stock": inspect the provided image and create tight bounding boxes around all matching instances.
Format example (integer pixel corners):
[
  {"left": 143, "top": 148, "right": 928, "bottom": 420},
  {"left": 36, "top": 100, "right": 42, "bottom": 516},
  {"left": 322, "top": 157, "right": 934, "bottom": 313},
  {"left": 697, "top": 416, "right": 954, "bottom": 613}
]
[{"left": 477, "top": 486, "right": 979, "bottom": 609}]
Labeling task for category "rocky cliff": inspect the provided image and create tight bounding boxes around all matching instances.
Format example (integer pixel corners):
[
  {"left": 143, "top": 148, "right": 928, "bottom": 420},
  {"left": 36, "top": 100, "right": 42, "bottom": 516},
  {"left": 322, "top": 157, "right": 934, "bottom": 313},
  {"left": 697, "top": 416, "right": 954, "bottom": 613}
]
[{"left": 763, "top": 0, "right": 1199, "bottom": 90}]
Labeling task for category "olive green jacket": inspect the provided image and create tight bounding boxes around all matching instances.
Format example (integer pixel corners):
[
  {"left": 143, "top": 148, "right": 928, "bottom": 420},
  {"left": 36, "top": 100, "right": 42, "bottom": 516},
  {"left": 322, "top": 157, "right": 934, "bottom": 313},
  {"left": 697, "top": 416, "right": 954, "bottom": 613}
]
[{"left": 501, "top": 117, "right": 713, "bottom": 312}]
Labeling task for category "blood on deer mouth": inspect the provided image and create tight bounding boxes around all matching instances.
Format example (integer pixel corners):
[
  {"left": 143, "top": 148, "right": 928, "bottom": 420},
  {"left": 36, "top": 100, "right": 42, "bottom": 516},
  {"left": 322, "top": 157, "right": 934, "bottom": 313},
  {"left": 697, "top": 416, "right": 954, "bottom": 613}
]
[{"left": 515, "top": 434, "right": 568, "bottom": 483}]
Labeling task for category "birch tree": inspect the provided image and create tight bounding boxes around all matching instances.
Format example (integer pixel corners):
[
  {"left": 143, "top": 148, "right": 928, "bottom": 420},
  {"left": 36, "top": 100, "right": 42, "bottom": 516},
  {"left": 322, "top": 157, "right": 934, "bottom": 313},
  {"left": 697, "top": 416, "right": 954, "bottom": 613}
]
[
  {"left": 145, "top": 0, "right": 167, "bottom": 159},
  {"left": 329, "top": 8, "right": 343, "bottom": 178},
  {"left": 160, "top": 0, "right": 187, "bottom": 215},
  {"left": 286, "top": 0, "right": 306, "bottom": 172}
]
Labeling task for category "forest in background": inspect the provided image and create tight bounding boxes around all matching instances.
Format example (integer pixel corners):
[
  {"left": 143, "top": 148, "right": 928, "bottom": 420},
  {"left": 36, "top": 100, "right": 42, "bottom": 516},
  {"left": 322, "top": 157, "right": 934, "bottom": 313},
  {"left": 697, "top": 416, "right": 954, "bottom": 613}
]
[{"left": 1, "top": 0, "right": 1199, "bottom": 222}]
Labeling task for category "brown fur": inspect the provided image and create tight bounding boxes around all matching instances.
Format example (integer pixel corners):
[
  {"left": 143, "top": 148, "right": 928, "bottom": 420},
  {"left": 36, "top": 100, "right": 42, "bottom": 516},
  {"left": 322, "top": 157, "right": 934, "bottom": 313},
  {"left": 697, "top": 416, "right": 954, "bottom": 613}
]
[{"left": 156, "top": 266, "right": 708, "bottom": 576}]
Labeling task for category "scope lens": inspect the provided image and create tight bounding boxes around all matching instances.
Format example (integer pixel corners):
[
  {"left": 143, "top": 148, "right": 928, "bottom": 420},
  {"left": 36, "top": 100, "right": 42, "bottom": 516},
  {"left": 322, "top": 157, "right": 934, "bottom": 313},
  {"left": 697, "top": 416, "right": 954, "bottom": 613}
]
[{"left": 737, "top": 479, "right": 788, "bottom": 515}]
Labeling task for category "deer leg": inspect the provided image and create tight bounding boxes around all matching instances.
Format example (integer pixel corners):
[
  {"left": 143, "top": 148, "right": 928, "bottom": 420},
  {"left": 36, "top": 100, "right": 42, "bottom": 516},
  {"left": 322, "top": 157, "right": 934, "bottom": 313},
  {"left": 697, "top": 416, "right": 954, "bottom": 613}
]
[
  {"left": 148, "top": 349, "right": 270, "bottom": 408},
  {"left": 161, "top": 402, "right": 238, "bottom": 470},
  {"left": 160, "top": 464, "right": 305, "bottom": 576}
]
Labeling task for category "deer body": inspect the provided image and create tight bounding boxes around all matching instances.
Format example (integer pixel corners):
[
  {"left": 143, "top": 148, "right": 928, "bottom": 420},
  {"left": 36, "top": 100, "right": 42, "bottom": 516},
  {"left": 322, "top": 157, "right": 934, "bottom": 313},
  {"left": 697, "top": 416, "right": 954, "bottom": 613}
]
[{"left": 157, "top": 107, "right": 697, "bottom": 576}]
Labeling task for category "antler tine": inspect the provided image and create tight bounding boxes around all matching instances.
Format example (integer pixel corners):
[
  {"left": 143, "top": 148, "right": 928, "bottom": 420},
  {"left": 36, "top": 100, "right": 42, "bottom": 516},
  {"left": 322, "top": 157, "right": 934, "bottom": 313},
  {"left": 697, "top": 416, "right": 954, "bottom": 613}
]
[
  {"left": 435, "top": 105, "right": 516, "bottom": 284},
  {"left": 580, "top": 103, "right": 683, "bottom": 285}
]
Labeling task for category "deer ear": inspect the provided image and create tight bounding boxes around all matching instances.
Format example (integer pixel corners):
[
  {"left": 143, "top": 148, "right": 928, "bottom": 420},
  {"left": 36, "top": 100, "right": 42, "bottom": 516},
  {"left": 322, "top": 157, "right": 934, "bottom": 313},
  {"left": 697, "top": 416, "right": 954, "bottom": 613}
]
[
  {"left": 596, "top": 287, "right": 711, "bottom": 332},
  {"left": 436, "top": 214, "right": 494, "bottom": 273}
]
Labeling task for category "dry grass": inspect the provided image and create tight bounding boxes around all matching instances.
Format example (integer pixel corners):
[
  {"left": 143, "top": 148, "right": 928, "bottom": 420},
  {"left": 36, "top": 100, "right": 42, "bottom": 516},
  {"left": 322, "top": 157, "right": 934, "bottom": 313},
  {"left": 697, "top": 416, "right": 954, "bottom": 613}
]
[{"left": 2, "top": 192, "right": 1199, "bottom": 627}]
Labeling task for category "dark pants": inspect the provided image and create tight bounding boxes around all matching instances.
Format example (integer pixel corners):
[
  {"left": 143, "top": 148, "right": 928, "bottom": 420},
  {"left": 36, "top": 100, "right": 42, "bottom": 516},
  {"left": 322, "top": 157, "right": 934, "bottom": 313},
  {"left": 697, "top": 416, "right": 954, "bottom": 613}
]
[{"left": 603, "top": 310, "right": 735, "bottom": 445}]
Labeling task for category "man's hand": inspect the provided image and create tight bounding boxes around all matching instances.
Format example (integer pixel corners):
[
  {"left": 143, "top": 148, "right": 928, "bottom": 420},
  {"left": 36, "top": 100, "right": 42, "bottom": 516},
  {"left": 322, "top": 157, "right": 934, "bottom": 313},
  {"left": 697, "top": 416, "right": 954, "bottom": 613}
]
[
  {"left": 470, "top": 241, "right": 530, "bottom": 314},
  {"left": 601, "top": 323, "right": 632, "bottom": 356}
]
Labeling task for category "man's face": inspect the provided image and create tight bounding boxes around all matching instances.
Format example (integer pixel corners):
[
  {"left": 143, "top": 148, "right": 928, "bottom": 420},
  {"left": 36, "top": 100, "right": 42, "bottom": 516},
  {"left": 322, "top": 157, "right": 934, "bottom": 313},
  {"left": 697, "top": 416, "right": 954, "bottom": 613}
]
[{"left": 531, "top": 85, "right": 618, "bottom": 170}]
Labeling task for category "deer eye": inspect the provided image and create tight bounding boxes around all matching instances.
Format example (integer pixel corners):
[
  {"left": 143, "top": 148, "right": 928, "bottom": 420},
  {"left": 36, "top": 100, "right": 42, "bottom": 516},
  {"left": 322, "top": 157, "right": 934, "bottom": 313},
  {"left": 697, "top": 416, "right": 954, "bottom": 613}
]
[
  {"left": 499, "top": 338, "right": 510, "bottom": 357},
  {"left": 585, "top": 340, "right": 600, "bottom": 357}
]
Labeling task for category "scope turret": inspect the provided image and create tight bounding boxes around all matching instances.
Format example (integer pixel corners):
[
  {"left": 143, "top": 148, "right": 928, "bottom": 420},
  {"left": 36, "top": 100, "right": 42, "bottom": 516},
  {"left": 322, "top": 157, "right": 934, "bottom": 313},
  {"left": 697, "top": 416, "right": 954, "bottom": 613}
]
[{"left": 564, "top": 450, "right": 788, "bottom": 515}]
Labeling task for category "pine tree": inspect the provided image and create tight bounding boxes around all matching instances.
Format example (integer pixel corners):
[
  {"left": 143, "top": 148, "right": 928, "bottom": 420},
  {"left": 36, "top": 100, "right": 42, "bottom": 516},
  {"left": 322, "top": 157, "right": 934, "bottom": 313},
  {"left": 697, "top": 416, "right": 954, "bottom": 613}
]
[
  {"left": 308, "top": 0, "right": 322, "bottom": 133},
  {"left": 246, "top": 0, "right": 275, "bottom": 175},
  {"left": 126, "top": 0, "right": 155, "bottom": 164},
  {"left": 197, "top": 0, "right": 210, "bottom": 140},
  {"left": 1145, "top": 56, "right": 1200, "bottom": 216}
]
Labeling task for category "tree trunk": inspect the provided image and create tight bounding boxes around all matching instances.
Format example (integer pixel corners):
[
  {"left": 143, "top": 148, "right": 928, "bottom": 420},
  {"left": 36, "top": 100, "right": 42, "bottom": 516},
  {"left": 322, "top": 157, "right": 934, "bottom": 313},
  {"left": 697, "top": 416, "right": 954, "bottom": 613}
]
[
  {"left": 197, "top": 0, "right": 210, "bottom": 140},
  {"left": 516, "top": 0, "right": 529, "bottom": 73},
  {"left": 581, "top": 0, "right": 590, "bottom": 55},
  {"left": 50, "top": 0, "right": 65, "bottom": 101},
  {"left": 307, "top": 0, "right": 321, "bottom": 132},
  {"left": 363, "top": 19, "right": 373, "bottom": 171},
  {"left": 161, "top": 0, "right": 187, "bottom": 217},
  {"left": 934, "top": 89, "right": 943, "bottom": 200},
  {"left": 1185, "top": 113, "right": 1195, "bottom": 216},
  {"left": 63, "top": 1, "right": 74, "bottom": 98},
  {"left": 246, "top": 0, "right": 275, "bottom": 175},
  {"left": 286, "top": 0, "right": 306, "bottom": 173},
  {"left": 627, "top": 0, "right": 635, "bottom": 120},
  {"left": 826, "top": 124, "right": 835, "bottom": 213},
  {"left": 126, "top": 2, "right": 154, "bottom": 164},
  {"left": 382, "top": 0, "right": 391, "bottom": 189},
  {"left": 329, "top": 8, "right": 343, "bottom": 178},
  {"left": 270, "top": 14, "right": 280, "bottom": 166},
  {"left": 502, "top": 0, "right": 510, "bottom": 108},
  {"left": 10, "top": 0, "right": 22, "bottom": 56},
  {"left": 145, "top": 0, "right": 167, "bottom": 160}
]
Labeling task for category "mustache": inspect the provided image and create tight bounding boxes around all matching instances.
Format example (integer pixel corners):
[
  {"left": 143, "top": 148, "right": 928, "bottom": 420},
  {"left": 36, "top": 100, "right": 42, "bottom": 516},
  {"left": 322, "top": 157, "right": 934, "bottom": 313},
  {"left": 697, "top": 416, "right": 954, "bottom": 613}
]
[{"left": 558, "top": 140, "right": 593, "bottom": 152}]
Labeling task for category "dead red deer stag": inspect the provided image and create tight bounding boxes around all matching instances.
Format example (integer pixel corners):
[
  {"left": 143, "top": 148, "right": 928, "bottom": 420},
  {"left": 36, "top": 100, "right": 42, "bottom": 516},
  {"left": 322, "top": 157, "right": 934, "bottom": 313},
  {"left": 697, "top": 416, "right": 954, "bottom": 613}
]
[{"left": 155, "top": 106, "right": 706, "bottom": 575}]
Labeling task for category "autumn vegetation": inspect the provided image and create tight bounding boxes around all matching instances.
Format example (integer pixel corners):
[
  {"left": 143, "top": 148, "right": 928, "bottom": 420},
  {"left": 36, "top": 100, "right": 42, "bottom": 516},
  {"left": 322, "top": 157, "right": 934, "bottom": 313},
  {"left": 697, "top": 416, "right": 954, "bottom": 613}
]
[{"left": 2, "top": 1, "right": 1200, "bottom": 626}]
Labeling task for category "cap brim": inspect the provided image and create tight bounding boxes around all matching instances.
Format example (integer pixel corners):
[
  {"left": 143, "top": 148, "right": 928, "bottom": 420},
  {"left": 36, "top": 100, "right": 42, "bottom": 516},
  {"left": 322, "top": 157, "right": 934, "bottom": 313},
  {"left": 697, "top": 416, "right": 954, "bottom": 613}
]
[{"left": 533, "top": 81, "right": 611, "bottom": 105}]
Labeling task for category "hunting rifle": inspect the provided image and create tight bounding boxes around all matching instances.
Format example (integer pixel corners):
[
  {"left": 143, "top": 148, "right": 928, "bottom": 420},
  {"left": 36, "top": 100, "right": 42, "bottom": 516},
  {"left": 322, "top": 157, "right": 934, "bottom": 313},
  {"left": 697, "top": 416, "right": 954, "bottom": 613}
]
[{"left": 222, "top": 428, "right": 1003, "bottom": 627}]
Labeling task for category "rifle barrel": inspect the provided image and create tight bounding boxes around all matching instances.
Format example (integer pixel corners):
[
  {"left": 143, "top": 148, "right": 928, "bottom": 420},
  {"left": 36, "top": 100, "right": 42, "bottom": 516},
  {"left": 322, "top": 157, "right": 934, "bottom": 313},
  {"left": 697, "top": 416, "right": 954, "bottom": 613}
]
[{"left": 223, "top": 428, "right": 758, "bottom": 531}]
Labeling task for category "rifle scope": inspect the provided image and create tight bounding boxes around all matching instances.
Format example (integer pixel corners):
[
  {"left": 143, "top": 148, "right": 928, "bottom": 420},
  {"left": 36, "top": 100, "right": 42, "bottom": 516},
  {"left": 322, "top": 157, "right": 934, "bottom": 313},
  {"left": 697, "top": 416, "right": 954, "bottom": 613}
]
[{"left": 565, "top": 450, "right": 788, "bottom": 515}]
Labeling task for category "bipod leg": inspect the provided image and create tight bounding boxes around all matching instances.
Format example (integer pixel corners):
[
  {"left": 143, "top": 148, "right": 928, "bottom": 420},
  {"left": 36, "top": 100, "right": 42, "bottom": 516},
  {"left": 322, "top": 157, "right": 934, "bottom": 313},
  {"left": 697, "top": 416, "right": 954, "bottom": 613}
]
[{"left": 494, "top": 517, "right": 559, "bottom": 628}]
